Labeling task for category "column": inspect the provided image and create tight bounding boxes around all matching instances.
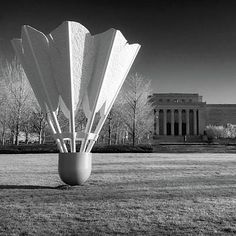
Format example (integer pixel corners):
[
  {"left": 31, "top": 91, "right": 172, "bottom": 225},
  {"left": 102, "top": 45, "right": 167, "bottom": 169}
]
[
  {"left": 193, "top": 109, "right": 197, "bottom": 135},
  {"left": 154, "top": 109, "right": 157, "bottom": 135},
  {"left": 163, "top": 109, "right": 167, "bottom": 135},
  {"left": 178, "top": 109, "right": 182, "bottom": 136},
  {"left": 156, "top": 109, "right": 159, "bottom": 135},
  {"left": 186, "top": 109, "right": 190, "bottom": 135},
  {"left": 171, "top": 109, "right": 174, "bottom": 136}
]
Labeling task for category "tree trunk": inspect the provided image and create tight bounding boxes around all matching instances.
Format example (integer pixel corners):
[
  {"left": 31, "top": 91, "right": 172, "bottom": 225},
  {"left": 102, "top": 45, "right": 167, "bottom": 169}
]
[
  {"left": 39, "top": 130, "right": 42, "bottom": 144},
  {"left": 1, "top": 133, "right": 5, "bottom": 146},
  {"left": 132, "top": 101, "right": 137, "bottom": 146},
  {"left": 42, "top": 131, "right": 46, "bottom": 144},
  {"left": 132, "top": 116, "right": 136, "bottom": 146},
  {"left": 15, "top": 134, "right": 19, "bottom": 145},
  {"left": 15, "top": 124, "right": 19, "bottom": 145},
  {"left": 10, "top": 130, "right": 14, "bottom": 144},
  {"left": 115, "top": 127, "right": 119, "bottom": 144},
  {"left": 25, "top": 132, "right": 29, "bottom": 144},
  {"left": 108, "top": 118, "right": 112, "bottom": 145},
  {"left": 132, "top": 123, "right": 135, "bottom": 146}
]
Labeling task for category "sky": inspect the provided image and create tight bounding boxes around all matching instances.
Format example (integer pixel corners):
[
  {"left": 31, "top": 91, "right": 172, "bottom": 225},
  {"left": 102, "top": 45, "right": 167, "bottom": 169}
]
[{"left": 0, "top": 0, "right": 236, "bottom": 104}]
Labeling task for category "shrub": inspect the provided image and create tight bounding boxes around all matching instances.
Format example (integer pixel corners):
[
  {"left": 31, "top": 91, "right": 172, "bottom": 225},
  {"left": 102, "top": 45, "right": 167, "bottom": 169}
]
[
  {"left": 0, "top": 144, "right": 153, "bottom": 154},
  {"left": 0, "top": 144, "right": 59, "bottom": 154},
  {"left": 92, "top": 144, "right": 153, "bottom": 153},
  {"left": 205, "top": 124, "right": 236, "bottom": 140}
]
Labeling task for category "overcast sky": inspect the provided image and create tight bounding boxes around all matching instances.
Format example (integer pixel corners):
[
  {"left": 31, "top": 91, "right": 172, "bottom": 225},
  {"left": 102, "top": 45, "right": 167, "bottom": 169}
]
[{"left": 0, "top": 0, "right": 236, "bottom": 104}]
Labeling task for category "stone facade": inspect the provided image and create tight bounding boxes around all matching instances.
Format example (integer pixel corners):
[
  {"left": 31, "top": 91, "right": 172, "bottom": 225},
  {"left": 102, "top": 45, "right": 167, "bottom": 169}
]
[
  {"left": 206, "top": 104, "right": 236, "bottom": 126},
  {"left": 150, "top": 93, "right": 236, "bottom": 139}
]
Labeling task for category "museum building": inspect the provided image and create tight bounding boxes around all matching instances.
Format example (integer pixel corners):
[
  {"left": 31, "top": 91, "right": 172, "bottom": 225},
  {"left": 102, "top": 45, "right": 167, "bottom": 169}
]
[{"left": 150, "top": 93, "right": 236, "bottom": 140}]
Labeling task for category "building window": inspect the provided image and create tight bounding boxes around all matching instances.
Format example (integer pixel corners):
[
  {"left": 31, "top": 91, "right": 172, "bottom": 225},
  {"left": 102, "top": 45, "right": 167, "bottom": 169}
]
[
  {"left": 167, "top": 99, "right": 170, "bottom": 102},
  {"left": 159, "top": 99, "right": 163, "bottom": 102},
  {"left": 173, "top": 99, "right": 178, "bottom": 103},
  {"left": 181, "top": 99, "right": 185, "bottom": 102},
  {"left": 189, "top": 99, "right": 192, "bottom": 102}
]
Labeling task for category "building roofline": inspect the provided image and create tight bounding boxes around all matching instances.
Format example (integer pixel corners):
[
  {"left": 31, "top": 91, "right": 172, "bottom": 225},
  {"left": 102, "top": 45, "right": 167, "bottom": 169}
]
[
  {"left": 152, "top": 93, "right": 200, "bottom": 96},
  {"left": 207, "top": 104, "right": 236, "bottom": 107}
]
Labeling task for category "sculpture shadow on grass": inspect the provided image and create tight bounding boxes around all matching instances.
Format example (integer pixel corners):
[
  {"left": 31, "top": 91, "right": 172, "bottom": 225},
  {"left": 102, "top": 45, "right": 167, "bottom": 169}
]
[{"left": 0, "top": 185, "right": 74, "bottom": 190}]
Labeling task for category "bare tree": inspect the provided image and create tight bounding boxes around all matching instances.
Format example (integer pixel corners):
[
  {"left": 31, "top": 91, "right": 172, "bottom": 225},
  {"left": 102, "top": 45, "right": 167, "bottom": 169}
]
[
  {"left": 29, "top": 103, "right": 48, "bottom": 144},
  {"left": 0, "top": 58, "right": 34, "bottom": 145},
  {"left": 99, "top": 108, "right": 115, "bottom": 145},
  {"left": 99, "top": 103, "right": 126, "bottom": 145},
  {"left": 0, "top": 58, "right": 9, "bottom": 145},
  {"left": 0, "top": 81, "right": 9, "bottom": 145},
  {"left": 119, "top": 73, "right": 153, "bottom": 146},
  {"left": 75, "top": 109, "right": 87, "bottom": 132}
]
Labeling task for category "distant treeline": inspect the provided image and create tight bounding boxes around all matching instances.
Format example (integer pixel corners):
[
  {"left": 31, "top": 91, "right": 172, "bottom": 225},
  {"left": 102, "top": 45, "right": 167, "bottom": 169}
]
[
  {"left": 0, "top": 58, "right": 154, "bottom": 146},
  {"left": 0, "top": 144, "right": 153, "bottom": 154}
]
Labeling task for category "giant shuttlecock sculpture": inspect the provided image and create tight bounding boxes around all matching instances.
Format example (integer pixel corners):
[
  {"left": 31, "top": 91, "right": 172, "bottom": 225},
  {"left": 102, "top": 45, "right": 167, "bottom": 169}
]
[{"left": 12, "top": 21, "right": 140, "bottom": 185}]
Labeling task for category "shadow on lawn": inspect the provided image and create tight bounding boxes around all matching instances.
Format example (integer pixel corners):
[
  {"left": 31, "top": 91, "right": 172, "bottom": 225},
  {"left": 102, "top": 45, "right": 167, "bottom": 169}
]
[
  {"left": 0, "top": 185, "right": 74, "bottom": 190},
  {"left": 0, "top": 185, "right": 56, "bottom": 189}
]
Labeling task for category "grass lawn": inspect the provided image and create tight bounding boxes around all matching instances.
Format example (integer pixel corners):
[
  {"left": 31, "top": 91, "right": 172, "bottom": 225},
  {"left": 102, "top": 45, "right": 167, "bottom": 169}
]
[{"left": 0, "top": 153, "right": 236, "bottom": 235}]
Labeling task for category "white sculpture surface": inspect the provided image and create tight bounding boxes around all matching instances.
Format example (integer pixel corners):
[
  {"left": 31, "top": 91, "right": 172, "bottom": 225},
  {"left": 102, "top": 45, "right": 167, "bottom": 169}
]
[{"left": 12, "top": 21, "right": 140, "bottom": 185}]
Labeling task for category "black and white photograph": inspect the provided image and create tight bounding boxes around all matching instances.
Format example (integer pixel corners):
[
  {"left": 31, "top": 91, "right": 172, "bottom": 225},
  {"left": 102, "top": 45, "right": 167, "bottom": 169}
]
[{"left": 0, "top": 0, "right": 236, "bottom": 235}]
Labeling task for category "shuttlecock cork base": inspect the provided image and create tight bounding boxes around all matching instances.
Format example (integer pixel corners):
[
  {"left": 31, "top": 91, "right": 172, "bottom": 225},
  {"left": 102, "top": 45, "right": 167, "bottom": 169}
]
[{"left": 58, "top": 152, "right": 92, "bottom": 186}]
